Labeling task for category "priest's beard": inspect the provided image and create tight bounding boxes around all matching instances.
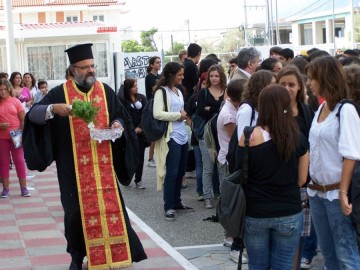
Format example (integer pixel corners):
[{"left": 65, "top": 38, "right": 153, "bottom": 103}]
[{"left": 74, "top": 72, "right": 96, "bottom": 89}]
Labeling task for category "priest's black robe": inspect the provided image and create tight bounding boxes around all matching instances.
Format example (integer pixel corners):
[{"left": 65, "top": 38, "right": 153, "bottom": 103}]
[{"left": 25, "top": 82, "right": 147, "bottom": 262}]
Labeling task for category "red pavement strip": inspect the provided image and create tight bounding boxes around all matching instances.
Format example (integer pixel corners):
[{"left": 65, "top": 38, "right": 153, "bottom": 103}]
[{"left": 0, "top": 164, "right": 194, "bottom": 270}]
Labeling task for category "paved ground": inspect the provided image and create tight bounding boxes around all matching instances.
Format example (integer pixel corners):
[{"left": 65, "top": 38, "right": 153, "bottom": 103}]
[{"left": 0, "top": 149, "right": 325, "bottom": 269}]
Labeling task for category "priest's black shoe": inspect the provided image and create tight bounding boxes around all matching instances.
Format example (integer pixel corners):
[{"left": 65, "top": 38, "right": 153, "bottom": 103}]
[{"left": 69, "top": 260, "right": 82, "bottom": 270}]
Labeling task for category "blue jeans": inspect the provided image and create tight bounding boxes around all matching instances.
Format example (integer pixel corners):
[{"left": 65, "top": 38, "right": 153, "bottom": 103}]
[
  {"left": 193, "top": 145, "right": 203, "bottom": 194},
  {"left": 163, "top": 139, "right": 188, "bottom": 212},
  {"left": 244, "top": 212, "right": 303, "bottom": 270},
  {"left": 302, "top": 219, "right": 317, "bottom": 261},
  {"left": 309, "top": 195, "right": 360, "bottom": 270}
]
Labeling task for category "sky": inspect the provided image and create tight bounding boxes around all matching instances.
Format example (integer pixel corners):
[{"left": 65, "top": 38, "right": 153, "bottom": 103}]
[{"left": 119, "top": 0, "right": 354, "bottom": 51}]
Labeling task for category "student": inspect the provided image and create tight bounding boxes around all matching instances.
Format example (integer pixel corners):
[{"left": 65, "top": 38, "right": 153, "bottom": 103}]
[
  {"left": 153, "top": 62, "right": 193, "bottom": 221},
  {"left": 196, "top": 65, "right": 226, "bottom": 209},
  {"left": 122, "top": 79, "right": 148, "bottom": 189},
  {"left": 0, "top": 79, "right": 30, "bottom": 198},
  {"left": 237, "top": 84, "right": 309, "bottom": 269},
  {"left": 145, "top": 56, "right": 161, "bottom": 167},
  {"left": 183, "top": 43, "right": 202, "bottom": 102},
  {"left": 178, "top": 50, "right": 187, "bottom": 64},
  {"left": 306, "top": 56, "right": 360, "bottom": 269},
  {"left": 33, "top": 80, "right": 48, "bottom": 104}
]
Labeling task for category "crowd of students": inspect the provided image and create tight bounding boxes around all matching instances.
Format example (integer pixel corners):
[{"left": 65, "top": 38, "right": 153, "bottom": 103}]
[
  {"left": 127, "top": 44, "right": 360, "bottom": 269},
  {"left": 3, "top": 44, "right": 360, "bottom": 269},
  {"left": 0, "top": 72, "right": 48, "bottom": 198}
]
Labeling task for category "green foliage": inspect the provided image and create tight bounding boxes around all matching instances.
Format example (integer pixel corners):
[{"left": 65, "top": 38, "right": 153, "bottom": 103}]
[
  {"left": 355, "top": 13, "right": 360, "bottom": 43},
  {"left": 140, "top": 27, "right": 158, "bottom": 51},
  {"left": 165, "top": 41, "right": 186, "bottom": 55},
  {"left": 217, "top": 29, "right": 245, "bottom": 52},
  {"left": 72, "top": 100, "right": 100, "bottom": 124},
  {"left": 121, "top": 40, "right": 144, "bottom": 52}
]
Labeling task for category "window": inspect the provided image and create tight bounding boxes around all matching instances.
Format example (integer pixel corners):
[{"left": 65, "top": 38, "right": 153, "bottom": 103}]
[
  {"left": 66, "top": 16, "right": 78, "bottom": 22},
  {"left": 93, "top": 15, "right": 104, "bottom": 22},
  {"left": 0, "top": 47, "right": 6, "bottom": 72},
  {"left": 27, "top": 45, "right": 67, "bottom": 80},
  {"left": 92, "top": 43, "right": 108, "bottom": 77},
  {"left": 26, "top": 43, "right": 108, "bottom": 81}
]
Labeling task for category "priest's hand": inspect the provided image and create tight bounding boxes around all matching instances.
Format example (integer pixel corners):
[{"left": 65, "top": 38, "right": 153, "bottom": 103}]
[
  {"left": 52, "top": 104, "right": 72, "bottom": 117},
  {"left": 111, "top": 121, "right": 123, "bottom": 130}
]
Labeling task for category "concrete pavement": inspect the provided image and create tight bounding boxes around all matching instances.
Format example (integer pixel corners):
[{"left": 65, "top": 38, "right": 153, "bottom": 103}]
[{"left": 0, "top": 162, "right": 325, "bottom": 270}]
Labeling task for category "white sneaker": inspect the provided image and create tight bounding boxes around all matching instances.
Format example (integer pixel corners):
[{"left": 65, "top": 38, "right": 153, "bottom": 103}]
[
  {"left": 223, "top": 237, "right": 233, "bottom": 247},
  {"left": 300, "top": 258, "right": 311, "bottom": 269},
  {"left": 147, "top": 159, "right": 156, "bottom": 167},
  {"left": 204, "top": 199, "right": 213, "bottom": 209},
  {"left": 136, "top": 181, "right": 146, "bottom": 189},
  {"left": 229, "top": 250, "right": 248, "bottom": 264}
]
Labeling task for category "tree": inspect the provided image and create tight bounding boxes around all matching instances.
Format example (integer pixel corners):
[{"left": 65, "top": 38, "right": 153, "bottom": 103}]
[
  {"left": 121, "top": 40, "right": 144, "bottom": 52},
  {"left": 217, "top": 29, "right": 245, "bottom": 53},
  {"left": 355, "top": 13, "right": 360, "bottom": 42},
  {"left": 140, "top": 28, "right": 158, "bottom": 51},
  {"left": 198, "top": 40, "right": 216, "bottom": 54},
  {"left": 165, "top": 41, "right": 186, "bottom": 55}
]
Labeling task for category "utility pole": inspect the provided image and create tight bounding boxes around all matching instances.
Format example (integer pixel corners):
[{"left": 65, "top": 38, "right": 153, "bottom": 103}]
[
  {"left": 4, "top": 0, "right": 17, "bottom": 73},
  {"left": 275, "top": 0, "right": 280, "bottom": 44},
  {"left": 350, "top": 0, "right": 355, "bottom": 48},
  {"left": 244, "top": 0, "right": 248, "bottom": 46},
  {"left": 332, "top": 0, "right": 336, "bottom": 53},
  {"left": 243, "top": 1, "right": 266, "bottom": 46},
  {"left": 171, "top": 34, "right": 174, "bottom": 55},
  {"left": 185, "top": 19, "right": 191, "bottom": 44}
]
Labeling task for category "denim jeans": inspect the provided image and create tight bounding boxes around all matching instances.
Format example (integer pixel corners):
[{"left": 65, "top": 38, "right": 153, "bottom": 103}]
[
  {"left": 301, "top": 219, "right": 317, "bottom": 261},
  {"left": 193, "top": 145, "right": 203, "bottom": 194},
  {"left": 163, "top": 139, "right": 188, "bottom": 212},
  {"left": 309, "top": 195, "right": 360, "bottom": 270},
  {"left": 244, "top": 212, "right": 303, "bottom": 270},
  {"left": 199, "top": 139, "right": 214, "bottom": 200}
]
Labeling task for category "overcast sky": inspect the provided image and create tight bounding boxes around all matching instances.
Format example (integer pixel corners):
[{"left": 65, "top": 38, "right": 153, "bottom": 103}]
[
  {"left": 120, "top": 0, "right": 353, "bottom": 50},
  {"left": 120, "top": 0, "right": 314, "bottom": 48}
]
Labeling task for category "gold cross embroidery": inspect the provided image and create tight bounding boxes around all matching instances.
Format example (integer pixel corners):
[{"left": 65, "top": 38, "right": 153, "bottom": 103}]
[
  {"left": 89, "top": 216, "right": 98, "bottom": 226},
  {"left": 93, "top": 95, "right": 102, "bottom": 104},
  {"left": 110, "top": 214, "right": 118, "bottom": 224},
  {"left": 80, "top": 155, "right": 90, "bottom": 165},
  {"left": 101, "top": 155, "right": 109, "bottom": 164}
]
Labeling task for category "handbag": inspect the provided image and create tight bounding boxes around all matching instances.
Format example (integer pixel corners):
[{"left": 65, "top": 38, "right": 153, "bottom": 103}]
[
  {"left": 141, "top": 87, "right": 168, "bottom": 142},
  {"left": 9, "top": 129, "right": 23, "bottom": 149},
  {"left": 192, "top": 88, "right": 208, "bottom": 139},
  {"left": 192, "top": 113, "right": 206, "bottom": 139}
]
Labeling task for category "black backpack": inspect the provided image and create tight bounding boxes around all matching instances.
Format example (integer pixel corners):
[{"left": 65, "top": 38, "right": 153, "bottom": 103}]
[
  {"left": 336, "top": 100, "right": 360, "bottom": 224},
  {"left": 227, "top": 100, "right": 255, "bottom": 173},
  {"left": 141, "top": 87, "right": 168, "bottom": 142}
]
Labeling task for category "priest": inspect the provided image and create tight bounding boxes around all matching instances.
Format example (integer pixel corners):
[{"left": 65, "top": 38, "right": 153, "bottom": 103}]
[{"left": 26, "top": 43, "right": 147, "bottom": 270}]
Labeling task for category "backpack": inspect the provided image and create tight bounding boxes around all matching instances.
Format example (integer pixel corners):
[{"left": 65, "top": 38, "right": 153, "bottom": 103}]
[
  {"left": 141, "top": 87, "right": 168, "bottom": 142},
  {"left": 216, "top": 126, "right": 254, "bottom": 270},
  {"left": 204, "top": 113, "right": 220, "bottom": 162},
  {"left": 335, "top": 99, "right": 360, "bottom": 223},
  {"left": 227, "top": 100, "right": 255, "bottom": 173}
]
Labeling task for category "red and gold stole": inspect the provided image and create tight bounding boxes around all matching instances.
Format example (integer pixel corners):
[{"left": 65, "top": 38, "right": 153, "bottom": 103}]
[{"left": 64, "top": 80, "right": 132, "bottom": 269}]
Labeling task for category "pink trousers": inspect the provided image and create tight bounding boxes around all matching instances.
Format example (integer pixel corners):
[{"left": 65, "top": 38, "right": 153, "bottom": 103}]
[{"left": 0, "top": 139, "right": 27, "bottom": 179}]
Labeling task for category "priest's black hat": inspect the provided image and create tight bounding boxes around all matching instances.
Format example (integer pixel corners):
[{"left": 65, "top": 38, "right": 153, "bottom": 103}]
[{"left": 65, "top": 43, "right": 93, "bottom": 64}]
